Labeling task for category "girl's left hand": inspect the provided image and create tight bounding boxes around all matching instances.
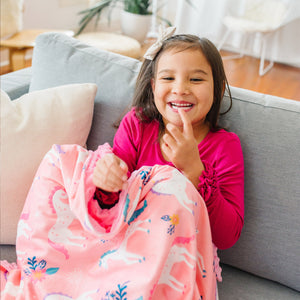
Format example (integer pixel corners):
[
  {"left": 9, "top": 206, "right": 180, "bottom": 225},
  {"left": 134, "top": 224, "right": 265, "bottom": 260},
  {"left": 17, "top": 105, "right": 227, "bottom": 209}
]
[{"left": 161, "top": 109, "right": 204, "bottom": 187}]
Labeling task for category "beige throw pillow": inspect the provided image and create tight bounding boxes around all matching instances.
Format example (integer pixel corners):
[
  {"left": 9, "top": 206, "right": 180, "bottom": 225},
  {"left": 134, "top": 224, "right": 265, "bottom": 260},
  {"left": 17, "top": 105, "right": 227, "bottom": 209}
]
[
  {"left": 0, "top": 83, "right": 97, "bottom": 244},
  {"left": 0, "top": 0, "right": 23, "bottom": 38}
]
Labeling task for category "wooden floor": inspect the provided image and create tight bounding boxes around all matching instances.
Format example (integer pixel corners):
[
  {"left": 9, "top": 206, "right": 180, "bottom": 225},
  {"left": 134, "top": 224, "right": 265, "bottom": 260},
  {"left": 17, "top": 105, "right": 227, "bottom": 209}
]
[
  {"left": 220, "top": 50, "right": 300, "bottom": 101},
  {"left": 1, "top": 50, "right": 300, "bottom": 101}
]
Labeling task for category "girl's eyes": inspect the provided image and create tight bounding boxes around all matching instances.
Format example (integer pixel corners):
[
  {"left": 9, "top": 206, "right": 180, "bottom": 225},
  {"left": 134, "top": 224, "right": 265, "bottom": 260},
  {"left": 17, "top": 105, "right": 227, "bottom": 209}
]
[
  {"left": 160, "top": 77, "right": 203, "bottom": 82},
  {"left": 190, "top": 78, "right": 203, "bottom": 82}
]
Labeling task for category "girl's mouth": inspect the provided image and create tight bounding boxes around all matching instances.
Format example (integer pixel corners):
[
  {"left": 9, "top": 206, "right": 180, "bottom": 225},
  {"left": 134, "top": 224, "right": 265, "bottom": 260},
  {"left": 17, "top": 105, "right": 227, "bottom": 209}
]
[{"left": 168, "top": 102, "right": 193, "bottom": 111}]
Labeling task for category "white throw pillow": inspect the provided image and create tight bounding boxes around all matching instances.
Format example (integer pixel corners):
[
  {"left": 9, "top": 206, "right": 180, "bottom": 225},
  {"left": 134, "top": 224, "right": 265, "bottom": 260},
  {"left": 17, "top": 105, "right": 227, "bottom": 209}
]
[
  {"left": 0, "top": 0, "right": 23, "bottom": 38},
  {"left": 0, "top": 83, "right": 97, "bottom": 244}
]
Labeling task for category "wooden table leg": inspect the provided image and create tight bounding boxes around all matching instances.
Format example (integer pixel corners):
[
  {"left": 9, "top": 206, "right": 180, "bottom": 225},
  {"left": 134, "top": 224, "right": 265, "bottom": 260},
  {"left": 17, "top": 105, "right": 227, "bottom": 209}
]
[{"left": 9, "top": 48, "right": 28, "bottom": 72}]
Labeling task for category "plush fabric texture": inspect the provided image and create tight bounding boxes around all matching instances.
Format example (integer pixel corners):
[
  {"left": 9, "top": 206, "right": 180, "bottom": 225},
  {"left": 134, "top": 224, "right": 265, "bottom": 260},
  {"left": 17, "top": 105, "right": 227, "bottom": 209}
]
[
  {"left": 29, "top": 32, "right": 142, "bottom": 150},
  {"left": 1, "top": 144, "right": 217, "bottom": 299},
  {"left": 0, "top": 83, "right": 97, "bottom": 244},
  {"left": 219, "top": 87, "right": 300, "bottom": 292}
]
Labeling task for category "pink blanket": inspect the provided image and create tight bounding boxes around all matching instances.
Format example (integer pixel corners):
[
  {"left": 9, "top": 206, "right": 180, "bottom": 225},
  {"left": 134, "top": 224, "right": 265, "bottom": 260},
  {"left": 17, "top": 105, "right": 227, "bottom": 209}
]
[{"left": 1, "top": 144, "right": 219, "bottom": 299}]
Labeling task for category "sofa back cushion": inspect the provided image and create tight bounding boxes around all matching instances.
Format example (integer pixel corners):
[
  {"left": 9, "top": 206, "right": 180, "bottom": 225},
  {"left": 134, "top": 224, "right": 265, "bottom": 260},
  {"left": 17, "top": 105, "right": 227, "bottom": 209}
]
[
  {"left": 30, "top": 32, "right": 142, "bottom": 150},
  {"left": 219, "top": 87, "right": 300, "bottom": 292}
]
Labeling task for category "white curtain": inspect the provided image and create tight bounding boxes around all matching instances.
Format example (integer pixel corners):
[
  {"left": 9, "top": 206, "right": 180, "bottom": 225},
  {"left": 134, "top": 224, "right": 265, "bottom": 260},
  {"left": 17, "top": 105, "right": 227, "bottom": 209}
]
[{"left": 173, "top": 0, "right": 300, "bottom": 67}]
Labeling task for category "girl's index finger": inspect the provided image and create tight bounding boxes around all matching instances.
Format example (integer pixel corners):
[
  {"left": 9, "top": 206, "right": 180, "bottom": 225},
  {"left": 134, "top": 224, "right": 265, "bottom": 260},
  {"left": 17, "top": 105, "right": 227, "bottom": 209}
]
[{"left": 178, "top": 108, "right": 194, "bottom": 137}]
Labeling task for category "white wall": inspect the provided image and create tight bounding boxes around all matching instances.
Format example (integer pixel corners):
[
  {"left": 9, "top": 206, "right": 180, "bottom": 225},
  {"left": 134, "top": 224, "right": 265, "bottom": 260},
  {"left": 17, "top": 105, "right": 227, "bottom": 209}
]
[
  {"left": 23, "top": 0, "right": 87, "bottom": 31},
  {"left": 23, "top": 0, "right": 121, "bottom": 32}
]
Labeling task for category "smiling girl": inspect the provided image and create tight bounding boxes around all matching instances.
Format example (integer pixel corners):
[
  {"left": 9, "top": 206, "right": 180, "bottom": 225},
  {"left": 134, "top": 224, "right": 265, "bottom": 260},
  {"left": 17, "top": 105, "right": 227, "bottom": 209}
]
[{"left": 92, "top": 29, "right": 244, "bottom": 251}]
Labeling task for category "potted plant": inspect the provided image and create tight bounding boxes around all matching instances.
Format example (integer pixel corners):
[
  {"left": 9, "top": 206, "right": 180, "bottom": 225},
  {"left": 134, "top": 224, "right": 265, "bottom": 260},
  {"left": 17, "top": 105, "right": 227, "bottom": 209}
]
[
  {"left": 121, "top": 0, "right": 154, "bottom": 42},
  {"left": 76, "top": 0, "right": 193, "bottom": 42}
]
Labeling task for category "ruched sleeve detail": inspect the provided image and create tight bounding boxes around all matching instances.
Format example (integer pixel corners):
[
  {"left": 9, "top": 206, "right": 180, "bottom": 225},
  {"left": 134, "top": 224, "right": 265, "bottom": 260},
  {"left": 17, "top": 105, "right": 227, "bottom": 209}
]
[{"left": 198, "top": 161, "right": 218, "bottom": 201}]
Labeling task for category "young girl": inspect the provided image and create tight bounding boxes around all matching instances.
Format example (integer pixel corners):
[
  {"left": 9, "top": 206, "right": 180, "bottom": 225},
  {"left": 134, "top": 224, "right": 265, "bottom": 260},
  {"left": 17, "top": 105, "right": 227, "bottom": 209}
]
[
  {"left": 92, "top": 28, "right": 244, "bottom": 251},
  {"left": 1, "top": 27, "right": 243, "bottom": 299}
]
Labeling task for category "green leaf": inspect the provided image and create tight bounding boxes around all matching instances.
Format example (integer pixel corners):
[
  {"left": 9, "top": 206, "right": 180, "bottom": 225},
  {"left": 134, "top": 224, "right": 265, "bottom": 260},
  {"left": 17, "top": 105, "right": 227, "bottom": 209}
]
[{"left": 45, "top": 267, "right": 59, "bottom": 275}]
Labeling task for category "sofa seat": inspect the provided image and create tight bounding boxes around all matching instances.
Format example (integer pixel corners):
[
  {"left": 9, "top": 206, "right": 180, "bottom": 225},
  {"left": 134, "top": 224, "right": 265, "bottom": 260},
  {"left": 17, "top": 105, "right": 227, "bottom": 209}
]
[{"left": 218, "top": 264, "right": 299, "bottom": 299}]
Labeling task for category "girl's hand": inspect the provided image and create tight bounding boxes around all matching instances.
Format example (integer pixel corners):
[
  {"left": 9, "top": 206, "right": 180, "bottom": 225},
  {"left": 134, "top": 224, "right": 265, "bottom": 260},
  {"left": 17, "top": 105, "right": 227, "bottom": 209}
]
[
  {"left": 161, "top": 109, "right": 204, "bottom": 187},
  {"left": 93, "top": 154, "right": 128, "bottom": 192}
]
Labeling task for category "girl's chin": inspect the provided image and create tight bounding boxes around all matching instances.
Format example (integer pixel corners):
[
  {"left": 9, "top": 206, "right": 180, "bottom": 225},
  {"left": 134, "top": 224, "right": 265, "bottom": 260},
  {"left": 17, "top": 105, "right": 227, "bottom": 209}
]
[{"left": 163, "top": 117, "right": 184, "bottom": 128}]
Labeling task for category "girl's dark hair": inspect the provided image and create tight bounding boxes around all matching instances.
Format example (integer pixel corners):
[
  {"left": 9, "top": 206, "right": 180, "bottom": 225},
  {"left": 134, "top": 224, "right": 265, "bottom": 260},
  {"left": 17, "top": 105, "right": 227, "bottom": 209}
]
[{"left": 132, "top": 34, "right": 232, "bottom": 131}]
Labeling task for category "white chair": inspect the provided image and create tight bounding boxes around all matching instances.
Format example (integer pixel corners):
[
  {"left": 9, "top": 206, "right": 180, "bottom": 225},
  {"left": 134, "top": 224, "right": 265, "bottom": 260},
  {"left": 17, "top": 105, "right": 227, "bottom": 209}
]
[{"left": 218, "top": 0, "right": 288, "bottom": 76}]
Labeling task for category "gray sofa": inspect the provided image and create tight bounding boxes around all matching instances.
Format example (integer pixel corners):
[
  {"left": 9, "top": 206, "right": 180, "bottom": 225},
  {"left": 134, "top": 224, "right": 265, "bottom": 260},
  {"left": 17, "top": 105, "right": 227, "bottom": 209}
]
[{"left": 1, "top": 32, "right": 299, "bottom": 299}]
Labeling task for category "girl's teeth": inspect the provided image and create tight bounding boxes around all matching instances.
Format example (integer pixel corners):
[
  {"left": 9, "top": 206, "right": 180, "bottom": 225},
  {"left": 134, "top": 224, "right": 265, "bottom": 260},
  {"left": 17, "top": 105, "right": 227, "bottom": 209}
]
[{"left": 171, "top": 103, "right": 193, "bottom": 108}]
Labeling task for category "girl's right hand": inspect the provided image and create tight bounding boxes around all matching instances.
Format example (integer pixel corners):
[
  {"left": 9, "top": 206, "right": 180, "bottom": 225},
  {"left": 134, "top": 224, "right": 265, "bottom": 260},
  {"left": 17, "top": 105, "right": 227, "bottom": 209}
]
[{"left": 93, "top": 154, "right": 128, "bottom": 192}]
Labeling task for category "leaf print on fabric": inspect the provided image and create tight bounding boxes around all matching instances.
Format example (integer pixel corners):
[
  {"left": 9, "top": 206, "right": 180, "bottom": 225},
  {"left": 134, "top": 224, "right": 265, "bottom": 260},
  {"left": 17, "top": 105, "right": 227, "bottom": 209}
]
[
  {"left": 24, "top": 256, "right": 59, "bottom": 283},
  {"left": 139, "top": 168, "right": 151, "bottom": 185},
  {"left": 27, "top": 256, "right": 38, "bottom": 270},
  {"left": 102, "top": 281, "right": 134, "bottom": 300},
  {"left": 45, "top": 268, "right": 59, "bottom": 275},
  {"left": 116, "top": 281, "right": 128, "bottom": 300}
]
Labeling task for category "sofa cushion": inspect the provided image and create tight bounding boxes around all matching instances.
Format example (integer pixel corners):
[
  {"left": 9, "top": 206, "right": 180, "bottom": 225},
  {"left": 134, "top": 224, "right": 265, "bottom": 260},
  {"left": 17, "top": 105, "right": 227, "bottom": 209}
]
[
  {"left": 218, "top": 264, "right": 300, "bottom": 299},
  {"left": 29, "top": 32, "right": 142, "bottom": 150},
  {"left": 219, "top": 87, "right": 300, "bottom": 291},
  {"left": 0, "top": 83, "right": 97, "bottom": 244},
  {"left": 0, "top": 67, "right": 32, "bottom": 100},
  {"left": 0, "top": 245, "right": 17, "bottom": 263}
]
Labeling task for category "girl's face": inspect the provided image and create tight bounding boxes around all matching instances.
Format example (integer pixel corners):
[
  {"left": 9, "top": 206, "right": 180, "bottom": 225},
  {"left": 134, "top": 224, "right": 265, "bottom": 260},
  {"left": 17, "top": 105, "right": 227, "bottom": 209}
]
[{"left": 151, "top": 48, "right": 214, "bottom": 132}]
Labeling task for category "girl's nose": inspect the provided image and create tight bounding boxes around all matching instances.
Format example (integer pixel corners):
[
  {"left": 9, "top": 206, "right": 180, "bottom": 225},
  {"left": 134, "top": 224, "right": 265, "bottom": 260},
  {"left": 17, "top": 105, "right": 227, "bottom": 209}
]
[{"left": 172, "top": 80, "right": 189, "bottom": 95}]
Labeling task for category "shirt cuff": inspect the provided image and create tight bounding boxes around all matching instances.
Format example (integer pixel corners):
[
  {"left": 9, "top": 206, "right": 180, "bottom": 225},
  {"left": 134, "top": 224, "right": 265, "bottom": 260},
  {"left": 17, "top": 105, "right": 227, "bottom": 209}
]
[{"left": 94, "top": 188, "right": 119, "bottom": 209}]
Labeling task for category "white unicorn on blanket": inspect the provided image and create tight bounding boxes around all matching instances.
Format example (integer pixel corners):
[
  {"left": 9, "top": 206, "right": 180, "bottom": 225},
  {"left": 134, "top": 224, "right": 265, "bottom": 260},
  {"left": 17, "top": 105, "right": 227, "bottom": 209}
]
[
  {"left": 99, "top": 219, "right": 151, "bottom": 269},
  {"left": 16, "top": 213, "right": 33, "bottom": 240},
  {"left": 44, "top": 289, "right": 99, "bottom": 300},
  {"left": 48, "top": 187, "right": 86, "bottom": 259},
  {"left": 151, "top": 169, "right": 196, "bottom": 215},
  {"left": 158, "top": 236, "right": 206, "bottom": 293}
]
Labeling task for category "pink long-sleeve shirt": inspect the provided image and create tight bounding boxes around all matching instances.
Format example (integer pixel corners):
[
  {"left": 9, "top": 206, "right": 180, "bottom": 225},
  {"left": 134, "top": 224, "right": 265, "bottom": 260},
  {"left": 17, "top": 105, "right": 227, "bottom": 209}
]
[
  {"left": 92, "top": 108, "right": 244, "bottom": 249},
  {"left": 109, "top": 108, "right": 244, "bottom": 250}
]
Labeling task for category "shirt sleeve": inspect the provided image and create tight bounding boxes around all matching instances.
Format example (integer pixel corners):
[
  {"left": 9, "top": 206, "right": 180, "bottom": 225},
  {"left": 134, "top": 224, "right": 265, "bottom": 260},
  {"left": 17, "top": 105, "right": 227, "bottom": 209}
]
[
  {"left": 198, "top": 134, "right": 244, "bottom": 250},
  {"left": 113, "top": 109, "right": 140, "bottom": 174},
  {"left": 92, "top": 109, "right": 140, "bottom": 212},
  {"left": 94, "top": 188, "right": 119, "bottom": 208}
]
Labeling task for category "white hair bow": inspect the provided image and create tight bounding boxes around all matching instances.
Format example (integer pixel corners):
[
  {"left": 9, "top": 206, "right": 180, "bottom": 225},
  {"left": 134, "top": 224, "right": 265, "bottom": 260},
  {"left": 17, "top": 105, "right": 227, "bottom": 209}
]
[{"left": 143, "top": 26, "right": 176, "bottom": 60}]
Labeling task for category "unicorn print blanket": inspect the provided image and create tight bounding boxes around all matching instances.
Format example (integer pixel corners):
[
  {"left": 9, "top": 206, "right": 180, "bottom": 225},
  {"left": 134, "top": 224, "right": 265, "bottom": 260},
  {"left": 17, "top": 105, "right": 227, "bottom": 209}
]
[{"left": 1, "top": 143, "right": 219, "bottom": 299}]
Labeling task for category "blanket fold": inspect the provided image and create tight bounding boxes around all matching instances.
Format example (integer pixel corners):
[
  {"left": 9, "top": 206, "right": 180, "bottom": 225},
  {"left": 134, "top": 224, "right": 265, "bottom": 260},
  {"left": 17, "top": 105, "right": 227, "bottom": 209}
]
[{"left": 1, "top": 144, "right": 218, "bottom": 299}]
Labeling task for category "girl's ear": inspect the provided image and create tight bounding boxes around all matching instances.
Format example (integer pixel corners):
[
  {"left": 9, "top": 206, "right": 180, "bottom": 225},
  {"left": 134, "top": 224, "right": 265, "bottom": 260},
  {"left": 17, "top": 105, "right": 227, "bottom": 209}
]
[{"left": 151, "top": 78, "right": 155, "bottom": 92}]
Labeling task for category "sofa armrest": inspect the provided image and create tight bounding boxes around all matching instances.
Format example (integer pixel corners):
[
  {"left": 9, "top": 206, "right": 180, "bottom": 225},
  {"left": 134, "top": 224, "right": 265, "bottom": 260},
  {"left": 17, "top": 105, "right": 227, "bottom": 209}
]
[{"left": 0, "top": 67, "right": 32, "bottom": 100}]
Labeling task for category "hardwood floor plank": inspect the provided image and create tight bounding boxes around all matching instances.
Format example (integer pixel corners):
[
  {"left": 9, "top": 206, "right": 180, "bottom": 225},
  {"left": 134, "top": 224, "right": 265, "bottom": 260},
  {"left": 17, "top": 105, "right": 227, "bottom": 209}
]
[{"left": 221, "top": 50, "right": 300, "bottom": 101}]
